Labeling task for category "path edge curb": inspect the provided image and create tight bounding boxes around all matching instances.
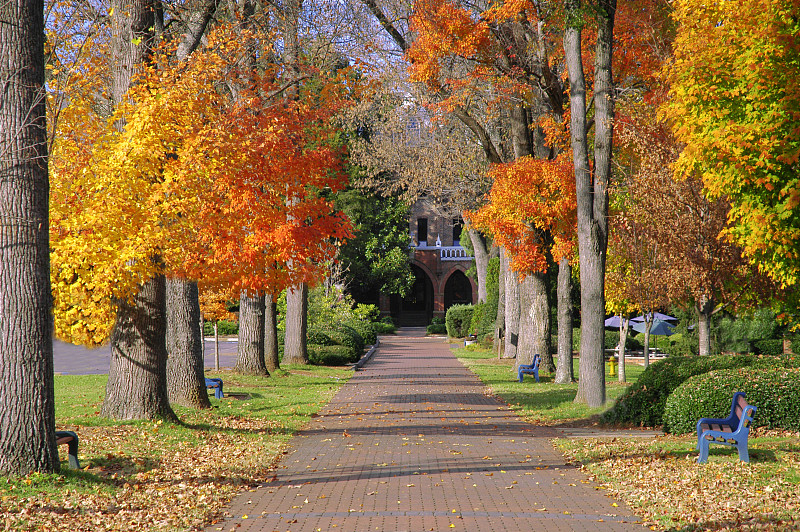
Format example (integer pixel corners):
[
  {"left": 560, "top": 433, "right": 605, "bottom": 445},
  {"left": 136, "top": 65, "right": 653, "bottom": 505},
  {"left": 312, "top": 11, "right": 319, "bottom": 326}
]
[{"left": 352, "top": 337, "right": 380, "bottom": 371}]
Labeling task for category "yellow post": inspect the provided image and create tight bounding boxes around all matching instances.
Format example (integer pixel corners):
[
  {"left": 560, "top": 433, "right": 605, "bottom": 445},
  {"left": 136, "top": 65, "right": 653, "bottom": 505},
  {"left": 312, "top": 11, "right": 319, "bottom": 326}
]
[{"left": 608, "top": 356, "right": 617, "bottom": 377}]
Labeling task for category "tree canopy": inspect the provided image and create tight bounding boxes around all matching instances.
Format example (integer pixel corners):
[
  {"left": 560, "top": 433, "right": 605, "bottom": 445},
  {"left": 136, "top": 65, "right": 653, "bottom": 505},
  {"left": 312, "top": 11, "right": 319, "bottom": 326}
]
[{"left": 664, "top": 0, "right": 800, "bottom": 288}]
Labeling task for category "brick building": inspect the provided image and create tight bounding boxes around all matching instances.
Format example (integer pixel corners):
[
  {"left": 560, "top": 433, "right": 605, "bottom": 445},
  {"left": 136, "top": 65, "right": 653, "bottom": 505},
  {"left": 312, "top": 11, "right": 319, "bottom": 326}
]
[{"left": 380, "top": 199, "right": 477, "bottom": 326}]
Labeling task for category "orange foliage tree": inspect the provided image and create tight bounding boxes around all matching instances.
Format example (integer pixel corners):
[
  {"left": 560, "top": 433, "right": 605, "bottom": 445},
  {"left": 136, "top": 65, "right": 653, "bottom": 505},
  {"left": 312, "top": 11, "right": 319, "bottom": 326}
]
[
  {"left": 468, "top": 155, "right": 576, "bottom": 275},
  {"left": 50, "top": 23, "right": 352, "bottom": 352},
  {"left": 468, "top": 154, "right": 576, "bottom": 372}
]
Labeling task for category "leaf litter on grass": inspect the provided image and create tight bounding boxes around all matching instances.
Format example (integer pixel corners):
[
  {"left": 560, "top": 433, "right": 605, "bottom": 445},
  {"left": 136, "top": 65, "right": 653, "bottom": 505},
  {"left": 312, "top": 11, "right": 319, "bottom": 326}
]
[{"left": 557, "top": 430, "right": 800, "bottom": 531}]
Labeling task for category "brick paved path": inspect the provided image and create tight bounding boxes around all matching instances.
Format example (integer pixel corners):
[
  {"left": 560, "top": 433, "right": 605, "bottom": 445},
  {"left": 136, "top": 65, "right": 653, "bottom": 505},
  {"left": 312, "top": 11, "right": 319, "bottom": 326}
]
[{"left": 208, "top": 334, "right": 644, "bottom": 532}]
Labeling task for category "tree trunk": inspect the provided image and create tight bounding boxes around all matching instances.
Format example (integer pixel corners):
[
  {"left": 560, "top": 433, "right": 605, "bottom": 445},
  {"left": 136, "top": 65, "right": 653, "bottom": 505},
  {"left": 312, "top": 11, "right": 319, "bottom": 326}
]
[
  {"left": 110, "top": 0, "right": 155, "bottom": 110},
  {"left": 264, "top": 294, "right": 280, "bottom": 371},
  {"left": 565, "top": 0, "right": 615, "bottom": 407},
  {"left": 166, "top": 279, "right": 210, "bottom": 409},
  {"left": 696, "top": 295, "right": 714, "bottom": 356},
  {"left": 0, "top": 0, "right": 59, "bottom": 475},
  {"left": 495, "top": 248, "right": 506, "bottom": 357},
  {"left": 502, "top": 250, "right": 520, "bottom": 359},
  {"left": 236, "top": 290, "right": 269, "bottom": 375},
  {"left": 102, "top": 275, "right": 177, "bottom": 421},
  {"left": 103, "top": 0, "right": 175, "bottom": 421},
  {"left": 555, "top": 258, "right": 574, "bottom": 383},
  {"left": 468, "top": 228, "right": 490, "bottom": 303},
  {"left": 618, "top": 316, "right": 629, "bottom": 383},
  {"left": 284, "top": 283, "right": 309, "bottom": 364},
  {"left": 516, "top": 273, "right": 551, "bottom": 372}
]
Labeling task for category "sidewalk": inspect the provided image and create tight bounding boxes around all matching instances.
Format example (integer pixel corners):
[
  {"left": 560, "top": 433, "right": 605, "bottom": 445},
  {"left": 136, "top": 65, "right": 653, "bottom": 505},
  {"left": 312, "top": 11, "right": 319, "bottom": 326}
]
[{"left": 208, "top": 333, "right": 644, "bottom": 531}]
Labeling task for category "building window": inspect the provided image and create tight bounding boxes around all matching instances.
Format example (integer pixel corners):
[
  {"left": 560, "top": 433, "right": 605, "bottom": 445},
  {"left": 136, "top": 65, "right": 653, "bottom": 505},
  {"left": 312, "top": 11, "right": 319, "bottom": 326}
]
[
  {"left": 452, "top": 218, "right": 463, "bottom": 245},
  {"left": 417, "top": 218, "right": 428, "bottom": 246}
]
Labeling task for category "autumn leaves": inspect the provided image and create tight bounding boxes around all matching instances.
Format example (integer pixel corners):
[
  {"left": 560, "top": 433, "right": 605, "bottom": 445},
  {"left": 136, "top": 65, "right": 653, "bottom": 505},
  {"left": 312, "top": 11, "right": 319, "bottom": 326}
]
[{"left": 49, "top": 20, "right": 354, "bottom": 346}]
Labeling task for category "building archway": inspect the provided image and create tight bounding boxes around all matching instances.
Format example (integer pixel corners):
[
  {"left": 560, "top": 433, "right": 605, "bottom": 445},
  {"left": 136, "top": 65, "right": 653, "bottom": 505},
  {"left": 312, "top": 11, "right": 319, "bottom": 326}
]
[
  {"left": 444, "top": 269, "right": 473, "bottom": 311},
  {"left": 391, "top": 264, "right": 434, "bottom": 326}
]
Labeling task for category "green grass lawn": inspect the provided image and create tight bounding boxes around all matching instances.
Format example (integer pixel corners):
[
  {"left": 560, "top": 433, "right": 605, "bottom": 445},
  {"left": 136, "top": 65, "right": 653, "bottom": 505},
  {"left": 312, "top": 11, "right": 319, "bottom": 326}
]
[
  {"left": 1, "top": 365, "right": 351, "bottom": 531},
  {"left": 454, "top": 344, "right": 800, "bottom": 530},
  {"left": 454, "top": 345, "right": 645, "bottom": 423}
]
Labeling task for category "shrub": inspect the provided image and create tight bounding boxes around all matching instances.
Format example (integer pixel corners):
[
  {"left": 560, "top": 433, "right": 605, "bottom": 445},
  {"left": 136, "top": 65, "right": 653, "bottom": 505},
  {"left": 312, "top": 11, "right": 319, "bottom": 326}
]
[
  {"left": 446, "top": 304, "right": 474, "bottom": 338},
  {"left": 308, "top": 344, "right": 358, "bottom": 366},
  {"left": 605, "top": 331, "right": 620, "bottom": 350},
  {"left": 571, "top": 328, "right": 581, "bottom": 352},
  {"left": 345, "top": 319, "right": 377, "bottom": 346},
  {"left": 380, "top": 316, "right": 396, "bottom": 326},
  {"left": 663, "top": 367, "right": 800, "bottom": 434},
  {"left": 323, "top": 324, "right": 364, "bottom": 357},
  {"left": 601, "top": 354, "right": 762, "bottom": 427},
  {"left": 753, "top": 338, "right": 783, "bottom": 356},
  {"left": 430, "top": 316, "right": 445, "bottom": 325},
  {"left": 715, "top": 308, "right": 780, "bottom": 354},
  {"left": 476, "top": 257, "right": 500, "bottom": 342},
  {"left": 203, "top": 320, "right": 239, "bottom": 336},
  {"left": 307, "top": 329, "right": 335, "bottom": 346},
  {"left": 470, "top": 302, "right": 490, "bottom": 338},
  {"left": 427, "top": 323, "right": 447, "bottom": 335},
  {"left": 372, "top": 322, "right": 396, "bottom": 335}
]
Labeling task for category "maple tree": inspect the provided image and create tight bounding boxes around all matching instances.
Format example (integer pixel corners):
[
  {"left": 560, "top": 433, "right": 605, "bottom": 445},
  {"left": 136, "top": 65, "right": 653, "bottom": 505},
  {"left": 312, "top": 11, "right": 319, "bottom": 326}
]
[
  {"left": 613, "top": 102, "right": 770, "bottom": 357},
  {"left": 49, "top": 17, "right": 353, "bottom": 416},
  {"left": 664, "top": 0, "right": 800, "bottom": 288},
  {"left": 468, "top": 154, "right": 577, "bottom": 374}
]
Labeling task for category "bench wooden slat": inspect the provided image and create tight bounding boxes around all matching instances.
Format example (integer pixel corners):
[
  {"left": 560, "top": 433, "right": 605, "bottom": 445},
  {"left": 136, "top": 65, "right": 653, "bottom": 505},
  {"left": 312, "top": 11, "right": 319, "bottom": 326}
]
[{"left": 696, "top": 391, "right": 756, "bottom": 464}]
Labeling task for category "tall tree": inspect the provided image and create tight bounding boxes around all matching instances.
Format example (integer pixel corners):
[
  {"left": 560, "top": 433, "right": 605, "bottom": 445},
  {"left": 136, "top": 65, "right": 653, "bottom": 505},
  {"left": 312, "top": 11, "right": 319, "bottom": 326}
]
[
  {"left": 165, "top": 0, "right": 222, "bottom": 410},
  {"left": 615, "top": 104, "right": 769, "bottom": 357},
  {"left": 283, "top": 284, "right": 309, "bottom": 364},
  {"left": 101, "top": 0, "right": 177, "bottom": 421},
  {"left": 564, "top": 0, "right": 616, "bottom": 407},
  {"left": 664, "top": 0, "right": 800, "bottom": 289},
  {"left": 264, "top": 294, "right": 280, "bottom": 371},
  {"left": 0, "top": 0, "right": 59, "bottom": 475},
  {"left": 166, "top": 279, "right": 210, "bottom": 408},
  {"left": 281, "top": 0, "right": 311, "bottom": 365},
  {"left": 236, "top": 290, "right": 269, "bottom": 375}
]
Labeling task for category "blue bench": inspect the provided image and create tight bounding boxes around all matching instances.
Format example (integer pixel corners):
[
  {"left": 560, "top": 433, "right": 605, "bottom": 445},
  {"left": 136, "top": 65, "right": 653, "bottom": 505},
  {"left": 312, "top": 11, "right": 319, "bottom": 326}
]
[
  {"left": 56, "top": 430, "right": 81, "bottom": 469},
  {"left": 205, "top": 378, "right": 224, "bottom": 399},
  {"left": 696, "top": 391, "right": 757, "bottom": 463},
  {"left": 517, "top": 354, "right": 540, "bottom": 383}
]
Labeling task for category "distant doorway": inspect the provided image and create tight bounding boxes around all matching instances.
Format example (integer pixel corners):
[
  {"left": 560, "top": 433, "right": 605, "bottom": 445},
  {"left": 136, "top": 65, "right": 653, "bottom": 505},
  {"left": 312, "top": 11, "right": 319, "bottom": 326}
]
[
  {"left": 444, "top": 270, "right": 472, "bottom": 310},
  {"left": 395, "top": 264, "right": 434, "bottom": 326}
]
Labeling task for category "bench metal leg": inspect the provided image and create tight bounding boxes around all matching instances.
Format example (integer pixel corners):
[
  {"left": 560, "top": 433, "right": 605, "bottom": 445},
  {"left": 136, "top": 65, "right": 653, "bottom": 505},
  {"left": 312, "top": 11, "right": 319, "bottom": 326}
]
[
  {"left": 697, "top": 437, "right": 710, "bottom": 463},
  {"left": 55, "top": 430, "right": 81, "bottom": 469},
  {"left": 737, "top": 442, "right": 750, "bottom": 463}
]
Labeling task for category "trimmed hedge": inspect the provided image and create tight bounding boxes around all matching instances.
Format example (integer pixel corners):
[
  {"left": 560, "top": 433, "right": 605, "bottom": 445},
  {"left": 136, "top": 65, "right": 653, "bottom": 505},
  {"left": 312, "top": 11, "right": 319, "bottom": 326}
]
[
  {"left": 427, "top": 323, "right": 447, "bottom": 334},
  {"left": 663, "top": 367, "right": 800, "bottom": 434},
  {"left": 308, "top": 344, "right": 359, "bottom": 366},
  {"left": 753, "top": 338, "right": 783, "bottom": 356},
  {"left": 203, "top": 320, "right": 239, "bottom": 336},
  {"left": 372, "top": 321, "right": 396, "bottom": 335},
  {"left": 307, "top": 329, "right": 335, "bottom": 346},
  {"left": 446, "top": 304, "right": 474, "bottom": 338},
  {"left": 603, "top": 354, "right": 800, "bottom": 427},
  {"left": 323, "top": 324, "right": 364, "bottom": 356},
  {"left": 345, "top": 320, "right": 377, "bottom": 346},
  {"left": 601, "top": 355, "right": 761, "bottom": 427}
]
